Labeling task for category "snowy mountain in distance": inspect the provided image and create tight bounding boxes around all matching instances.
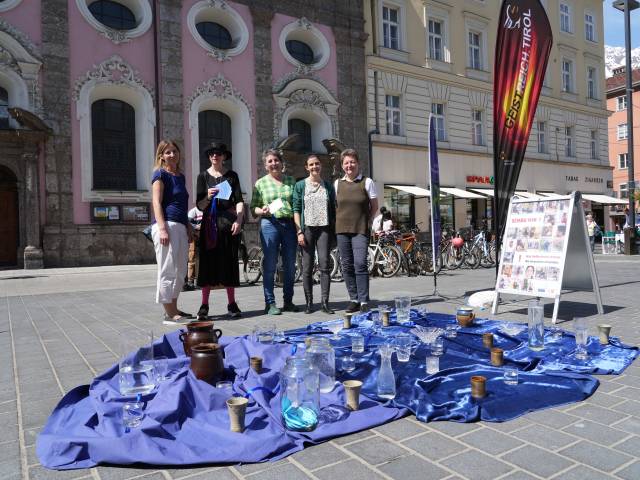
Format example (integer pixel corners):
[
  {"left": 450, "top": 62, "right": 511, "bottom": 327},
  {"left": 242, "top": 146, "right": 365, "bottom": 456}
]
[{"left": 605, "top": 45, "right": 640, "bottom": 77}]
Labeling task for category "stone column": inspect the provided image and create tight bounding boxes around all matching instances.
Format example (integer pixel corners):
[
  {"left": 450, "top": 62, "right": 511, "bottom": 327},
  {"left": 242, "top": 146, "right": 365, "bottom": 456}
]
[
  {"left": 158, "top": 0, "right": 183, "bottom": 144},
  {"left": 22, "top": 148, "right": 44, "bottom": 269}
]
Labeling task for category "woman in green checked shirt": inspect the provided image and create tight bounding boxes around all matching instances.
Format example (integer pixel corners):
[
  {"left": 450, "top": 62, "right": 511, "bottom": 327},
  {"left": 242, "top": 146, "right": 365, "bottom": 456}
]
[{"left": 250, "top": 149, "right": 299, "bottom": 315}]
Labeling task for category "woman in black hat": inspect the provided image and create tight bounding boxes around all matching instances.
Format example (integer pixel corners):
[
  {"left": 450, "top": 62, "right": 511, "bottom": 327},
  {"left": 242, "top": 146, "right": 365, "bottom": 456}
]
[{"left": 195, "top": 142, "right": 245, "bottom": 319}]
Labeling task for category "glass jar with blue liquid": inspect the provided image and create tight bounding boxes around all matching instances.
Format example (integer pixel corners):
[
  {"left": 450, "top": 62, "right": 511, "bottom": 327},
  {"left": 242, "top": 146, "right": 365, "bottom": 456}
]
[{"left": 280, "top": 357, "right": 320, "bottom": 431}]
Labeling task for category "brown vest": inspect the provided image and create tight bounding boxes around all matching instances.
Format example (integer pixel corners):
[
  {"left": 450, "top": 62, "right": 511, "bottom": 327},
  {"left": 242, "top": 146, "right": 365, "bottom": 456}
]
[{"left": 335, "top": 178, "right": 370, "bottom": 235}]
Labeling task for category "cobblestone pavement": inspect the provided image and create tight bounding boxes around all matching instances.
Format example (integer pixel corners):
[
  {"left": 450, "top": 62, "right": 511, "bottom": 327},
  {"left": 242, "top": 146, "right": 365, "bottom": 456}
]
[{"left": 1, "top": 255, "right": 639, "bottom": 480}]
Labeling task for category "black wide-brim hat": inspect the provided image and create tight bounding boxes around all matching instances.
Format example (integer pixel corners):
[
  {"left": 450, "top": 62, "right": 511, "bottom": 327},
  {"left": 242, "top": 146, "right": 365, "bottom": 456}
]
[{"left": 203, "top": 142, "right": 232, "bottom": 160}]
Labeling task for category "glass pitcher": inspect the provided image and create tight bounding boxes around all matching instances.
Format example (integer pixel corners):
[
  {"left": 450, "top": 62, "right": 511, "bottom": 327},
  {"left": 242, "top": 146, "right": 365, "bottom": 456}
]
[
  {"left": 527, "top": 300, "right": 545, "bottom": 351},
  {"left": 377, "top": 343, "right": 396, "bottom": 400},
  {"left": 305, "top": 337, "right": 335, "bottom": 393},
  {"left": 280, "top": 357, "right": 319, "bottom": 431},
  {"left": 119, "top": 330, "right": 156, "bottom": 396}
]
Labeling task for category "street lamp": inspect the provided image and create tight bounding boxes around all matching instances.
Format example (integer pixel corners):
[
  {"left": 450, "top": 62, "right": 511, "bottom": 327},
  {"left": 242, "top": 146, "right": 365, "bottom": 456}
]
[{"left": 613, "top": 0, "right": 638, "bottom": 254}]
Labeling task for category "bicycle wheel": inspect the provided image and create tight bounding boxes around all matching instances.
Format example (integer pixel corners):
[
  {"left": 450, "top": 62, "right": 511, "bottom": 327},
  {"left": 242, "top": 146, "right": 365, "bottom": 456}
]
[
  {"left": 464, "top": 246, "right": 481, "bottom": 269},
  {"left": 243, "top": 246, "right": 262, "bottom": 284},
  {"left": 376, "top": 245, "right": 403, "bottom": 278},
  {"left": 367, "top": 246, "right": 376, "bottom": 274},
  {"left": 446, "top": 246, "right": 463, "bottom": 270},
  {"left": 330, "top": 249, "right": 343, "bottom": 282}
]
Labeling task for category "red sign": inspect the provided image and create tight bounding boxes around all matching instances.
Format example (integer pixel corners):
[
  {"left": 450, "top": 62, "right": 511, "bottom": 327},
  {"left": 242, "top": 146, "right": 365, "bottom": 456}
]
[{"left": 466, "top": 175, "right": 494, "bottom": 185}]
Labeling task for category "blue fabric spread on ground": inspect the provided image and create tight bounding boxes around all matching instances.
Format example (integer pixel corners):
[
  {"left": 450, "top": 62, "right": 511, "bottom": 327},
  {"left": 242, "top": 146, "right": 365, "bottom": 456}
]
[{"left": 37, "top": 311, "right": 637, "bottom": 470}]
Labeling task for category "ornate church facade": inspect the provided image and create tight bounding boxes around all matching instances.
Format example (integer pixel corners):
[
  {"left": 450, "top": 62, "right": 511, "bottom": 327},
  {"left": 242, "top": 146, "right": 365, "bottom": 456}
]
[{"left": 0, "top": 0, "right": 367, "bottom": 268}]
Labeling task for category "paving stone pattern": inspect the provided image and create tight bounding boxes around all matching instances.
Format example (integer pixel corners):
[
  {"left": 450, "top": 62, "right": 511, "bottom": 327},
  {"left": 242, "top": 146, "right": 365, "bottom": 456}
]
[{"left": 0, "top": 255, "right": 639, "bottom": 479}]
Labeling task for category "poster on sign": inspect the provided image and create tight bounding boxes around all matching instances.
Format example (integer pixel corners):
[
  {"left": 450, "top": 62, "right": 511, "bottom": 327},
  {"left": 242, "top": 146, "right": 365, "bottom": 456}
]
[{"left": 492, "top": 192, "right": 603, "bottom": 323}]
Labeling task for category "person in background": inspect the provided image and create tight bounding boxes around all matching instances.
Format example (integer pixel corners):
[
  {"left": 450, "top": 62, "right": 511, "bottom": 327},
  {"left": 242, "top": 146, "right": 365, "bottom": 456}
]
[
  {"left": 334, "top": 148, "right": 378, "bottom": 313},
  {"left": 585, "top": 213, "right": 600, "bottom": 253},
  {"left": 293, "top": 154, "right": 336, "bottom": 315},
  {"left": 183, "top": 206, "right": 202, "bottom": 291},
  {"left": 250, "top": 149, "right": 299, "bottom": 315},
  {"left": 195, "top": 143, "right": 245, "bottom": 319},
  {"left": 371, "top": 206, "right": 387, "bottom": 234},
  {"left": 381, "top": 209, "right": 393, "bottom": 232},
  {"left": 151, "top": 140, "right": 194, "bottom": 325}
]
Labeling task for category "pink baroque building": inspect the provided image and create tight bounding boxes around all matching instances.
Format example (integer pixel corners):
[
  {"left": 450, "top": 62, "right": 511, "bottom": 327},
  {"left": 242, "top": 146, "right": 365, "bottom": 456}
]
[{"left": 0, "top": 0, "right": 367, "bottom": 268}]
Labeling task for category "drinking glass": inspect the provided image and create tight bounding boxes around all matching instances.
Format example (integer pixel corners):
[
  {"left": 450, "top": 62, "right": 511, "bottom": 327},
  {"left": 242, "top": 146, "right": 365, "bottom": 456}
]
[
  {"left": 431, "top": 337, "right": 444, "bottom": 356},
  {"left": 119, "top": 330, "right": 155, "bottom": 397},
  {"left": 273, "top": 330, "right": 285, "bottom": 343},
  {"left": 327, "top": 321, "right": 343, "bottom": 340},
  {"left": 341, "top": 355, "right": 356, "bottom": 373},
  {"left": 371, "top": 310, "right": 381, "bottom": 333},
  {"left": 395, "top": 333, "right": 412, "bottom": 362},
  {"left": 395, "top": 296, "right": 412, "bottom": 325},
  {"left": 548, "top": 325, "right": 563, "bottom": 342},
  {"left": 216, "top": 380, "right": 233, "bottom": 390},
  {"left": 155, "top": 356, "right": 169, "bottom": 382},
  {"left": 574, "top": 317, "right": 589, "bottom": 360},
  {"left": 425, "top": 356, "right": 439, "bottom": 374},
  {"left": 351, "top": 334, "right": 365, "bottom": 353},
  {"left": 255, "top": 324, "right": 275, "bottom": 344},
  {"left": 445, "top": 324, "right": 458, "bottom": 339},
  {"left": 528, "top": 300, "right": 545, "bottom": 351},
  {"left": 503, "top": 367, "right": 518, "bottom": 385},
  {"left": 122, "top": 400, "right": 144, "bottom": 429}
]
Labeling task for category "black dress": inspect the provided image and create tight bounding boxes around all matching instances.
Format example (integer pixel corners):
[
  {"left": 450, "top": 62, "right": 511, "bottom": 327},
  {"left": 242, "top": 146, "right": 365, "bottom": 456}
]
[{"left": 196, "top": 170, "right": 244, "bottom": 288}]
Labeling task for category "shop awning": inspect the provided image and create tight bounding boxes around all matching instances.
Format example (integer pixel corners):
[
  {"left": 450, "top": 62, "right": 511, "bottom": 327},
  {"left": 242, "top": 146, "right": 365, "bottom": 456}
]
[
  {"left": 514, "top": 191, "right": 543, "bottom": 199},
  {"left": 387, "top": 185, "right": 431, "bottom": 197},
  {"left": 469, "top": 188, "right": 494, "bottom": 197},
  {"left": 581, "top": 194, "right": 627, "bottom": 205},
  {"left": 440, "top": 187, "right": 485, "bottom": 199},
  {"left": 537, "top": 192, "right": 565, "bottom": 198}
]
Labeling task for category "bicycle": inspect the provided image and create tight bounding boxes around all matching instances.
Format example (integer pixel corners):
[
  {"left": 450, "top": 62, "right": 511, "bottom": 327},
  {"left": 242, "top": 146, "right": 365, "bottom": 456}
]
[{"left": 367, "top": 232, "right": 403, "bottom": 277}]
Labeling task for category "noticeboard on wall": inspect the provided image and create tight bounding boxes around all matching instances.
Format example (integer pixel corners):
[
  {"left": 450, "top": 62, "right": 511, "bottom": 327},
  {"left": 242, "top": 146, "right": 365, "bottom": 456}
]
[{"left": 90, "top": 203, "right": 150, "bottom": 224}]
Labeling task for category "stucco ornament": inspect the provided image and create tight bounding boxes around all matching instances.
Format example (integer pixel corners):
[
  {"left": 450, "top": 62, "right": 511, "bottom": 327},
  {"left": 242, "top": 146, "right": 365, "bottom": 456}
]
[
  {"left": 297, "top": 17, "right": 313, "bottom": 30},
  {"left": 72, "top": 55, "right": 154, "bottom": 101},
  {"left": 0, "top": 46, "right": 18, "bottom": 70},
  {"left": 186, "top": 73, "right": 253, "bottom": 118},
  {"left": 288, "top": 89, "right": 326, "bottom": 111}
]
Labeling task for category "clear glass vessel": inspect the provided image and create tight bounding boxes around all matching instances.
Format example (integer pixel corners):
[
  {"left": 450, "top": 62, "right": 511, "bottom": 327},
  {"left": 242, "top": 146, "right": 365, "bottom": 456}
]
[
  {"left": 377, "top": 344, "right": 396, "bottom": 400},
  {"left": 305, "top": 337, "right": 336, "bottom": 393},
  {"left": 280, "top": 357, "right": 319, "bottom": 431}
]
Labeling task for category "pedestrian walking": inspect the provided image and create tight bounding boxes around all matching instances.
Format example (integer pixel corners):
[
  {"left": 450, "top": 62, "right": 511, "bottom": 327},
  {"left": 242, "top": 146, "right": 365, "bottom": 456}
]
[
  {"left": 293, "top": 154, "right": 336, "bottom": 314},
  {"left": 334, "top": 148, "right": 378, "bottom": 313},
  {"left": 195, "top": 142, "right": 245, "bottom": 319},
  {"left": 250, "top": 149, "right": 299, "bottom": 315},
  {"left": 586, "top": 213, "right": 600, "bottom": 253},
  {"left": 150, "top": 140, "right": 194, "bottom": 325}
]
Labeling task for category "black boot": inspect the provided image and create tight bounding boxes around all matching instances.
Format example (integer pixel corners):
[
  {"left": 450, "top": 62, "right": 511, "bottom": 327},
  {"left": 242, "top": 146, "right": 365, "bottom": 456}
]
[
  {"left": 305, "top": 295, "right": 314, "bottom": 314},
  {"left": 321, "top": 300, "right": 334, "bottom": 314}
]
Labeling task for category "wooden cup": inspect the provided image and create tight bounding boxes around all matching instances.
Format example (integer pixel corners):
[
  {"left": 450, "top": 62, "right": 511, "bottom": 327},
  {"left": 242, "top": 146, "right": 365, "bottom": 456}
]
[
  {"left": 226, "top": 397, "right": 248, "bottom": 432},
  {"left": 343, "top": 313, "right": 352, "bottom": 329},
  {"left": 482, "top": 333, "right": 494, "bottom": 349},
  {"left": 597, "top": 324, "right": 612, "bottom": 345},
  {"left": 250, "top": 356, "right": 262, "bottom": 373},
  {"left": 343, "top": 380, "right": 363, "bottom": 411},
  {"left": 471, "top": 375, "right": 487, "bottom": 399},
  {"left": 381, "top": 310, "right": 390, "bottom": 327},
  {"left": 490, "top": 348, "right": 504, "bottom": 366}
]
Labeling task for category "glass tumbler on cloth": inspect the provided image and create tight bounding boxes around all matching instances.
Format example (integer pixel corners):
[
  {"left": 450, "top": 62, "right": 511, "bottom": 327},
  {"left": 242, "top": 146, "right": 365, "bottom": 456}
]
[
  {"left": 574, "top": 317, "right": 589, "bottom": 360},
  {"left": 395, "top": 296, "right": 412, "bottom": 324},
  {"left": 395, "top": 333, "right": 412, "bottom": 362},
  {"left": 527, "top": 300, "right": 545, "bottom": 351},
  {"left": 119, "top": 330, "right": 155, "bottom": 397},
  {"left": 305, "top": 337, "right": 336, "bottom": 393}
]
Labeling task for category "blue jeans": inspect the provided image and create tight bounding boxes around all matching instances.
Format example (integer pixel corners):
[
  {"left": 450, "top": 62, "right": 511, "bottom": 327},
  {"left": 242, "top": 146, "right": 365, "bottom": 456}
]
[
  {"left": 260, "top": 218, "right": 297, "bottom": 305},
  {"left": 337, "top": 233, "right": 369, "bottom": 304}
]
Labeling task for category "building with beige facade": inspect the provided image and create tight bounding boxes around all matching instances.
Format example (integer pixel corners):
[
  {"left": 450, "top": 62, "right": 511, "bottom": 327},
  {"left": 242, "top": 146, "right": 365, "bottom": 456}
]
[{"left": 364, "top": 0, "right": 614, "bottom": 232}]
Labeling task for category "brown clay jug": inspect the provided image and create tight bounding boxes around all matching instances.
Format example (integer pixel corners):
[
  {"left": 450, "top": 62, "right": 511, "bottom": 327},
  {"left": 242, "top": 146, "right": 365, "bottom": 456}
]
[
  {"left": 190, "top": 343, "right": 225, "bottom": 385},
  {"left": 179, "top": 321, "right": 222, "bottom": 356}
]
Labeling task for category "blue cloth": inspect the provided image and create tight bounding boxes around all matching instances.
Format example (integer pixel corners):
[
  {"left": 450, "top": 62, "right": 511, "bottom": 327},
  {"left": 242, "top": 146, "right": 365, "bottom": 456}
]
[
  {"left": 37, "top": 311, "right": 637, "bottom": 470},
  {"left": 260, "top": 217, "right": 297, "bottom": 305},
  {"left": 152, "top": 169, "right": 189, "bottom": 226}
]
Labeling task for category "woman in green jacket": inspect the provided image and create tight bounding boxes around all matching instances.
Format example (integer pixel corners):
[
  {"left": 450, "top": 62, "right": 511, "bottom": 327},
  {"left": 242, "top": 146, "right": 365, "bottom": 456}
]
[{"left": 293, "top": 154, "right": 336, "bottom": 314}]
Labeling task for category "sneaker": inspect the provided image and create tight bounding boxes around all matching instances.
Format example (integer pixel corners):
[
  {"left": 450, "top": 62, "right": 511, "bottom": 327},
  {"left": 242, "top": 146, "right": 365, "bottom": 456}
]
[
  {"left": 265, "top": 303, "right": 282, "bottom": 315},
  {"left": 282, "top": 302, "right": 299, "bottom": 312},
  {"left": 162, "top": 313, "right": 190, "bottom": 326},
  {"left": 227, "top": 302, "right": 242, "bottom": 319},
  {"left": 197, "top": 304, "right": 209, "bottom": 320},
  {"left": 178, "top": 310, "right": 194, "bottom": 319},
  {"left": 345, "top": 301, "right": 360, "bottom": 313}
]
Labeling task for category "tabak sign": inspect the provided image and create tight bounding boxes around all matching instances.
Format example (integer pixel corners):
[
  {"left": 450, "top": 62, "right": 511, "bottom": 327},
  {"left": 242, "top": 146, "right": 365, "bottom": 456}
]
[{"left": 467, "top": 175, "right": 495, "bottom": 185}]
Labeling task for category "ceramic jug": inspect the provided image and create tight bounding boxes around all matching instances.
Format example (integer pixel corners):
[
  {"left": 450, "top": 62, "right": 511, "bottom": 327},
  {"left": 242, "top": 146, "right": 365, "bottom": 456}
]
[
  {"left": 179, "top": 321, "right": 222, "bottom": 356},
  {"left": 189, "top": 343, "right": 225, "bottom": 385}
]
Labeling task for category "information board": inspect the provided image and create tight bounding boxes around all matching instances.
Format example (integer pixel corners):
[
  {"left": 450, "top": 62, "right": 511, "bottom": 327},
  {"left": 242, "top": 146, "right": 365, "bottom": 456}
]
[{"left": 492, "top": 192, "right": 603, "bottom": 323}]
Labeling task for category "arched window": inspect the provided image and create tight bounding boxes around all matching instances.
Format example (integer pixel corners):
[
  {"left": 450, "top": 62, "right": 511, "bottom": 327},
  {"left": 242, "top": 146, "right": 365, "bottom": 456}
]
[
  {"left": 198, "top": 110, "right": 231, "bottom": 172},
  {"left": 0, "top": 87, "right": 9, "bottom": 129},
  {"left": 196, "top": 21, "right": 233, "bottom": 49},
  {"left": 91, "top": 99, "right": 137, "bottom": 190},
  {"left": 285, "top": 40, "right": 314, "bottom": 65},
  {"left": 88, "top": 0, "right": 137, "bottom": 30},
  {"left": 288, "top": 118, "right": 312, "bottom": 152}
]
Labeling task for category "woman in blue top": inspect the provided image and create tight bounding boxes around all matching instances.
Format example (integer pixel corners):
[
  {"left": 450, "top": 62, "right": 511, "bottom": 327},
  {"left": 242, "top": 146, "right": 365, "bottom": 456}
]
[{"left": 151, "top": 140, "right": 194, "bottom": 326}]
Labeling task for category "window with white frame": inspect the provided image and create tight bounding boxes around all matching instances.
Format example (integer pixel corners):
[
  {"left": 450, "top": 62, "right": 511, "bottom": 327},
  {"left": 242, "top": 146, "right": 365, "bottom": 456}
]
[
  {"left": 618, "top": 123, "right": 628, "bottom": 140},
  {"left": 560, "top": 3, "right": 571, "bottom": 33},
  {"left": 468, "top": 30, "right": 482, "bottom": 70},
  {"left": 428, "top": 19, "right": 443, "bottom": 61},
  {"left": 537, "top": 121, "right": 547, "bottom": 153},
  {"left": 619, "top": 153, "right": 629, "bottom": 169},
  {"left": 471, "top": 109, "right": 484, "bottom": 145},
  {"left": 617, "top": 95, "right": 627, "bottom": 111},
  {"left": 565, "top": 126, "right": 574, "bottom": 157},
  {"left": 561, "top": 58, "right": 573, "bottom": 92},
  {"left": 584, "top": 12, "right": 595, "bottom": 41},
  {"left": 382, "top": 5, "right": 400, "bottom": 50},
  {"left": 620, "top": 183, "right": 628, "bottom": 199},
  {"left": 590, "top": 130, "right": 598, "bottom": 159},
  {"left": 431, "top": 103, "right": 446, "bottom": 141},
  {"left": 587, "top": 66, "right": 597, "bottom": 99},
  {"left": 385, "top": 94, "right": 401, "bottom": 136}
]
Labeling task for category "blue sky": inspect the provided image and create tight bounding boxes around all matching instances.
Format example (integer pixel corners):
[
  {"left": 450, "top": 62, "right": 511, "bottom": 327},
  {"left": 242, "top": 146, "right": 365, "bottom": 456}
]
[{"left": 603, "top": 3, "right": 640, "bottom": 47}]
